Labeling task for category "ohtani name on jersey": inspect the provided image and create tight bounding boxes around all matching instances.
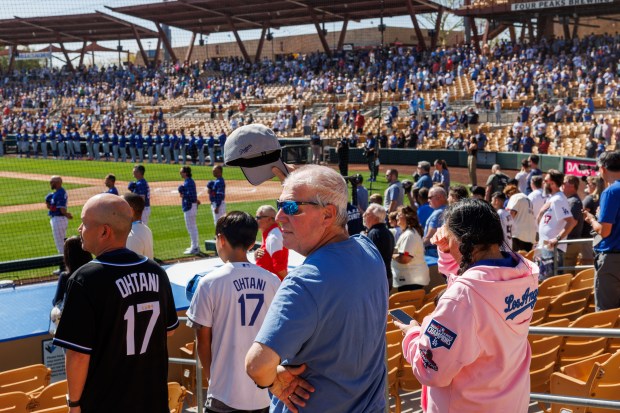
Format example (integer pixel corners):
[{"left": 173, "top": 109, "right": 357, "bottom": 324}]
[
  {"left": 233, "top": 277, "right": 266, "bottom": 292},
  {"left": 116, "top": 272, "right": 160, "bottom": 298}
]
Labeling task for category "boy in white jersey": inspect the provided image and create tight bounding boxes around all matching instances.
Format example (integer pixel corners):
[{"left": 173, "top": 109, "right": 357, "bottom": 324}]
[
  {"left": 491, "top": 192, "right": 513, "bottom": 251},
  {"left": 187, "top": 211, "right": 280, "bottom": 413}
]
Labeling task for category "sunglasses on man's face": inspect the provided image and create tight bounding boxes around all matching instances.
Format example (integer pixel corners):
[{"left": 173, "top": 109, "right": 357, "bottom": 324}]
[{"left": 276, "top": 200, "right": 319, "bottom": 216}]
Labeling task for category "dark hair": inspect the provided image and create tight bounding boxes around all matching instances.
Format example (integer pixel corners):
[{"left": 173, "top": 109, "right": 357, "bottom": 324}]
[
  {"left": 531, "top": 175, "right": 544, "bottom": 188},
  {"left": 444, "top": 199, "right": 504, "bottom": 275},
  {"left": 471, "top": 185, "right": 486, "bottom": 197},
  {"left": 134, "top": 165, "right": 145, "bottom": 175},
  {"left": 434, "top": 159, "right": 448, "bottom": 170},
  {"left": 529, "top": 154, "right": 540, "bottom": 165},
  {"left": 564, "top": 174, "right": 580, "bottom": 190},
  {"left": 598, "top": 150, "right": 620, "bottom": 172},
  {"left": 491, "top": 191, "right": 506, "bottom": 202},
  {"left": 122, "top": 193, "right": 145, "bottom": 216},
  {"left": 215, "top": 211, "right": 258, "bottom": 250},
  {"left": 521, "top": 158, "right": 529, "bottom": 167},
  {"left": 105, "top": 174, "right": 116, "bottom": 183},
  {"left": 181, "top": 166, "right": 192, "bottom": 177},
  {"left": 63, "top": 236, "right": 92, "bottom": 274},
  {"left": 418, "top": 187, "right": 429, "bottom": 202},
  {"left": 547, "top": 169, "right": 564, "bottom": 187},
  {"left": 398, "top": 206, "right": 423, "bottom": 236},
  {"left": 449, "top": 185, "right": 469, "bottom": 202}
]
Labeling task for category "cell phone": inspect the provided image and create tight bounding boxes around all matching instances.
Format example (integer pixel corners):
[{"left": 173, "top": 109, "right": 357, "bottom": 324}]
[{"left": 389, "top": 309, "right": 414, "bottom": 325}]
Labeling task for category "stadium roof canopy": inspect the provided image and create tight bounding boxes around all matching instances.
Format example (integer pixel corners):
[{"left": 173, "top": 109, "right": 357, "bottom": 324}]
[
  {"left": 452, "top": 0, "right": 620, "bottom": 20},
  {"left": 109, "top": 0, "right": 444, "bottom": 59},
  {"left": 110, "top": 0, "right": 439, "bottom": 33},
  {"left": 0, "top": 12, "right": 158, "bottom": 48}
]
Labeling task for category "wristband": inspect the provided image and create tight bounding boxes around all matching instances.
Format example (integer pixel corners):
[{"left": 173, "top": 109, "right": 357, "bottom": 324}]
[
  {"left": 66, "top": 395, "right": 80, "bottom": 408},
  {"left": 256, "top": 381, "right": 273, "bottom": 389}
]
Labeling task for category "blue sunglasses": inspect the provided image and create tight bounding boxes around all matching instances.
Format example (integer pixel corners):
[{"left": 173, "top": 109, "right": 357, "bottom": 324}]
[{"left": 276, "top": 200, "right": 319, "bottom": 215}]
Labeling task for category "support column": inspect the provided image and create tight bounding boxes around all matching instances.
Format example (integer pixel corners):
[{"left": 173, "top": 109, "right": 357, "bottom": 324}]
[
  {"left": 57, "top": 40, "right": 74, "bottom": 71},
  {"left": 509, "top": 25, "right": 516, "bottom": 43},
  {"left": 153, "top": 37, "right": 162, "bottom": 66},
  {"left": 469, "top": 17, "right": 481, "bottom": 54},
  {"left": 228, "top": 20, "right": 251, "bottom": 62},
  {"left": 7, "top": 46, "right": 16, "bottom": 73},
  {"left": 431, "top": 7, "right": 444, "bottom": 50},
  {"left": 185, "top": 32, "right": 196, "bottom": 63},
  {"left": 132, "top": 26, "right": 149, "bottom": 66},
  {"left": 482, "top": 19, "right": 490, "bottom": 45},
  {"left": 406, "top": 0, "right": 427, "bottom": 50},
  {"left": 308, "top": 7, "right": 332, "bottom": 57},
  {"left": 78, "top": 41, "right": 87, "bottom": 68},
  {"left": 255, "top": 26, "right": 267, "bottom": 63},
  {"left": 572, "top": 17, "right": 580, "bottom": 39},
  {"left": 155, "top": 22, "right": 178, "bottom": 63},
  {"left": 337, "top": 18, "right": 349, "bottom": 51}
]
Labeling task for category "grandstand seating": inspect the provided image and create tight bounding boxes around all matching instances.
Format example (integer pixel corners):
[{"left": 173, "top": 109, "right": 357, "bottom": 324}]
[
  {"left": 167, "top": 382, "right": 187, "bottom": 413},
  {"left": 543, "top": 288, "right": 592, "bottom": 323},
  {"left": 27, "top": 381, "right": 67, "bottom": 413},
  {"left": 538, "top": 274, "right": 573, "bottom": 298},
  {"left": 570, "top": 269, "right": 595, "bottom": 291},
  {"left": 389, "top": 290, "right": 425, "bottom": 310},
  {"left": 0, "top": 391, "right": 30, "bottom": 413},
  {"left": 550, "top": 350, "right": 620, "bottom": 413},
  {"left": 0, "top": 365, "right": 50, "bottom": 396}
]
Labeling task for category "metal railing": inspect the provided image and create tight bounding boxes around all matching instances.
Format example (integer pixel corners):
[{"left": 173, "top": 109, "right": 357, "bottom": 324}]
[
  {"left": 169, "top": 316, "right": 204, "bottom": 413},
  {"left": 528, "top": 325, "right": 620, "bottom": 410},
  {"left": 552, "top": 237, "right": 594, "bottom": 276}
]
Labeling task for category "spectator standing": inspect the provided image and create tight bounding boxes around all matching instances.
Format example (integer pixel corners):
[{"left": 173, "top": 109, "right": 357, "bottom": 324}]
[
  {"left": 525, "top": 155, "right": 542, "bottom": 195},
  {"left": 128, "top": 165, "right": 151, "bottom": 225},
  {"left": 466, "top": 136, "right": 478, "bottom": 187},
  {"left": 254, "top": 205, "right": 289, "bottom": 281},
  {"left": 584, "top": 151, "right": 620, "bottom": 310},
  {"left": 581, "top": 176, "right": 605, "bottom": 265},
  {"left": 485, "top": 164, "right": 510, "bottom": 202},
  {"left": 528, "top": 175, "right": 547, "bottom": 218},
  {"left": 491, "top": 192, "right": 513, "bottom": 249},
  {"left": 396, "top": 199, "right": 537, "bottom": 413},
  {"left": 363, "top": 204, "right": 395, "bottom": 291},
  {"left": 187, "top": 212, "right": 280, "bottom": 413},
  {"left": 506, "top": 191, "right": 537, "bottom": 252},
  {"left": 336, "top": 135, "right": 350, "bottom": 176},
  {"left": 53, "top": 194, "right": 178, "bottom": 413},
  {"left": 122, "top": 193, "right": 154, "bottom": 260},
  {"left": 515, "top": 158, "right": 530, "bottom": 194},
  {"left": 355, "top": 176, "right": 369, "bottom": 213},
  {"left": 423, "top": 187, "right": 448, "bottom": 258},
  {"left": 562, "top": 175, "right": 585, "bottom": 271},
  {"left": 536, "top": 170, "right": 577, "bottom": 279},
  {"left": 46, "top": 176, "right": 73, "bottom": 255},
  {"left": 310, "top": 132, "right": 322, "bottom": 164},
  {"left": 392, "top": 206, "right": 429, "bottom": 292},
  {"left": 104, "top": 174, "right": 118, "bottom": 195},
  {"left": 207, "top": 165, "right": 226, "bottom": 228},
  {"left": 384, "top": 169, "right": 404, "bottom": 213},
  {"left": 414, "top": 161, "right": 433, "bottom": 190},
  {"left": 432, "top": 159, "right": 450, "bottom": 192},
  {"left": 415, "top": 187, "right": 433, "bottom": 229},
  {"left": 246, "top": 165, "right": 388, "bottom": 412},
  {"left": 365, "top": 132, "right": 378, "bottom": 182},
  {"left": 179, "top": 166, "right": 201, "bottom": 255}
]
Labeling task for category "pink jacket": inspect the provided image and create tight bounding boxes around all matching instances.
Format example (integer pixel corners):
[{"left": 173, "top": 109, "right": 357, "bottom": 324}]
[{"left": 402, "top": 251, "right": 539, "bottom": 413}]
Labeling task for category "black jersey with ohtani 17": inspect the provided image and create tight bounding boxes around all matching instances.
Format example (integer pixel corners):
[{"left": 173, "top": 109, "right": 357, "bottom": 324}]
[{"left": 54, "top": 249, "right": 179, "bottom": 413}]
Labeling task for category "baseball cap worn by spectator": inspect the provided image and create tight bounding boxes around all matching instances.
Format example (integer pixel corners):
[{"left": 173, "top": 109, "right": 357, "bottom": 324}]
[{"left": 224, "top": 124, "right": 288, "bottom": 185}]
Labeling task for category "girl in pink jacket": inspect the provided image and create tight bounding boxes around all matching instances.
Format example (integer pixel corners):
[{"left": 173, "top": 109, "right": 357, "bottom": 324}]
[{"left": 395, "top": 199, "right": 539, "bottom": 413}]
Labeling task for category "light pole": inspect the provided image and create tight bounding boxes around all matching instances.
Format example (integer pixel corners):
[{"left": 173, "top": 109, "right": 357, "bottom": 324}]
[{"left": 377, "top": 0, "right": 386, "bottom": 138}]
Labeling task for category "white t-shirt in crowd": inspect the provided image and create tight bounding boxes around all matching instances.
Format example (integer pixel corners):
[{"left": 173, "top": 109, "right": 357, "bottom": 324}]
[
  {"left": 515, "top": 171, "right": 529, "bottom": 194},
  {"left": 126, "top": 221, "right": 154, "bottom": 259},
  {"left": 187, "top": 262, "right": 280, "bottom": 410},
  {"left": 497, "top": 208, "right": 514, "bottom": 250},
  {"left": 528, "top": 189, "right": 548, "bottom": 218},
  {"left": 538, "top": 192, "right": 573, "bottom": 252},
  {"left": 506, "top": 193, "right": 537, "bottom": 244},
  {"left": 391, "top": 228, "right": 429, "bottom": 288}
]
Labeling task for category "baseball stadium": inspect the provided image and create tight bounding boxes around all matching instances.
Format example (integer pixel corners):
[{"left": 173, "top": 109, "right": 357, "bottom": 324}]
[{"left": 0, "top": 0, "right": 619, "bottom": 412}]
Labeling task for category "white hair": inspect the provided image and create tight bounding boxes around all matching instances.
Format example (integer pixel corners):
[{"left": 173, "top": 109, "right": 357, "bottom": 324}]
[
  {"left": 366, "top": 203, "right": 387, "bottom": 222},
  {"left": 257, "top": 205, "right": 277, "bottom": 217},
  {"left": 283, "top": 165, "right": 348, "bottom": 227}
]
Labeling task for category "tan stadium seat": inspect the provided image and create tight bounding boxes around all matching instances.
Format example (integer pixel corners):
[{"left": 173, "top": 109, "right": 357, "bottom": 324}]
[
  {"left": 530, "top": 296, "right": 552, "bottom": 326},
  {"left": 167, "top": 382, "right": 187, "bottom": 413},
  {"left": 543, "top": 288, "right": 591, "bottom": 323},
  {"left": 570, "top": 268, "right": 595, "bottom": 291},
  {"left": 28, "top": 380, "right": 68, "bottom": 412},
  {"left": 0, "top": 392, "right": 30, "bottom": 413},
  {"left": 530, "top": 335, "right": 563, "bottom": 393},
  {"left": 387, "top": 352, "right": 401, "bottom": 413},
  {"left": 0, "top": 365, "right": 51, "bottom": 396},
  {"left": 389, "top": 290, "right": 425, "bottom": 310},
  {"left": 423, "top": 285, "right": 446, "bottom": 305},
  {"left": 538, "top": 274, "right": 573, "bottom": 298},
  {"left": 414, "top": 302, "right": 436, "bottom": 323},
  {"left": 557, "top": 309, "right": 620, "bottom": 367},
  {"left": 550, "top": 350, "right": 620, "bottom": 413}
]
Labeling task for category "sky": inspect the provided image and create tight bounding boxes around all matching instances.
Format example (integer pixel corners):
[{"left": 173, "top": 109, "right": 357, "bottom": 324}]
[{"left": 0, "top": 0, "right": 445, "bottom": 55}]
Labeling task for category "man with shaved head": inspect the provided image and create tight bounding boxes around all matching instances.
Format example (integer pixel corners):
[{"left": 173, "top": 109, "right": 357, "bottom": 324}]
[{"left": 53, "top": 194, "right": 179, "bottom": 413}]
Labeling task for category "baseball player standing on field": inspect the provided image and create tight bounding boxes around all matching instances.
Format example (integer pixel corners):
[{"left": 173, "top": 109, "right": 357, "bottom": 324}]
[
  {"left": 128, "top": 165, "right": 151, "bottom": 225},
  {"left": 46, "top": 176, "right": 73, "bottom": 255},
  {"left": 179, "top": 166, "right": 201, "bottom": 255},
  {"left": 207, "top": 165, "right": 226, "bottom": 230}
]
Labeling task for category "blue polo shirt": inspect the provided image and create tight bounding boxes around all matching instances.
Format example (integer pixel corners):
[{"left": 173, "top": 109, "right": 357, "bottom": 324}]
[
  {"left": 414, "top": 173, "right": 433, "bottom": 189},
  {"left": 595, "top": 180, "right": 620, "bottom": 252}
]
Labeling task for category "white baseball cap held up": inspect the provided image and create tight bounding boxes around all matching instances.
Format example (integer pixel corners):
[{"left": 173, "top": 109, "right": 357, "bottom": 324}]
[{"left": 224, "top": 124, "right": 288, "bottom": 185}]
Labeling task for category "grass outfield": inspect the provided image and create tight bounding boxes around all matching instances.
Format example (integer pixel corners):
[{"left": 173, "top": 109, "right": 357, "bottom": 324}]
[
  {"left": 0, "top": 158, "right": 251, "bottom": 182},
  {"left": 0, "top": 201, "right": 271, "bottom": 263},
  {"left": 0, "top": 178, "right": 87, "bottom": 206}
]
